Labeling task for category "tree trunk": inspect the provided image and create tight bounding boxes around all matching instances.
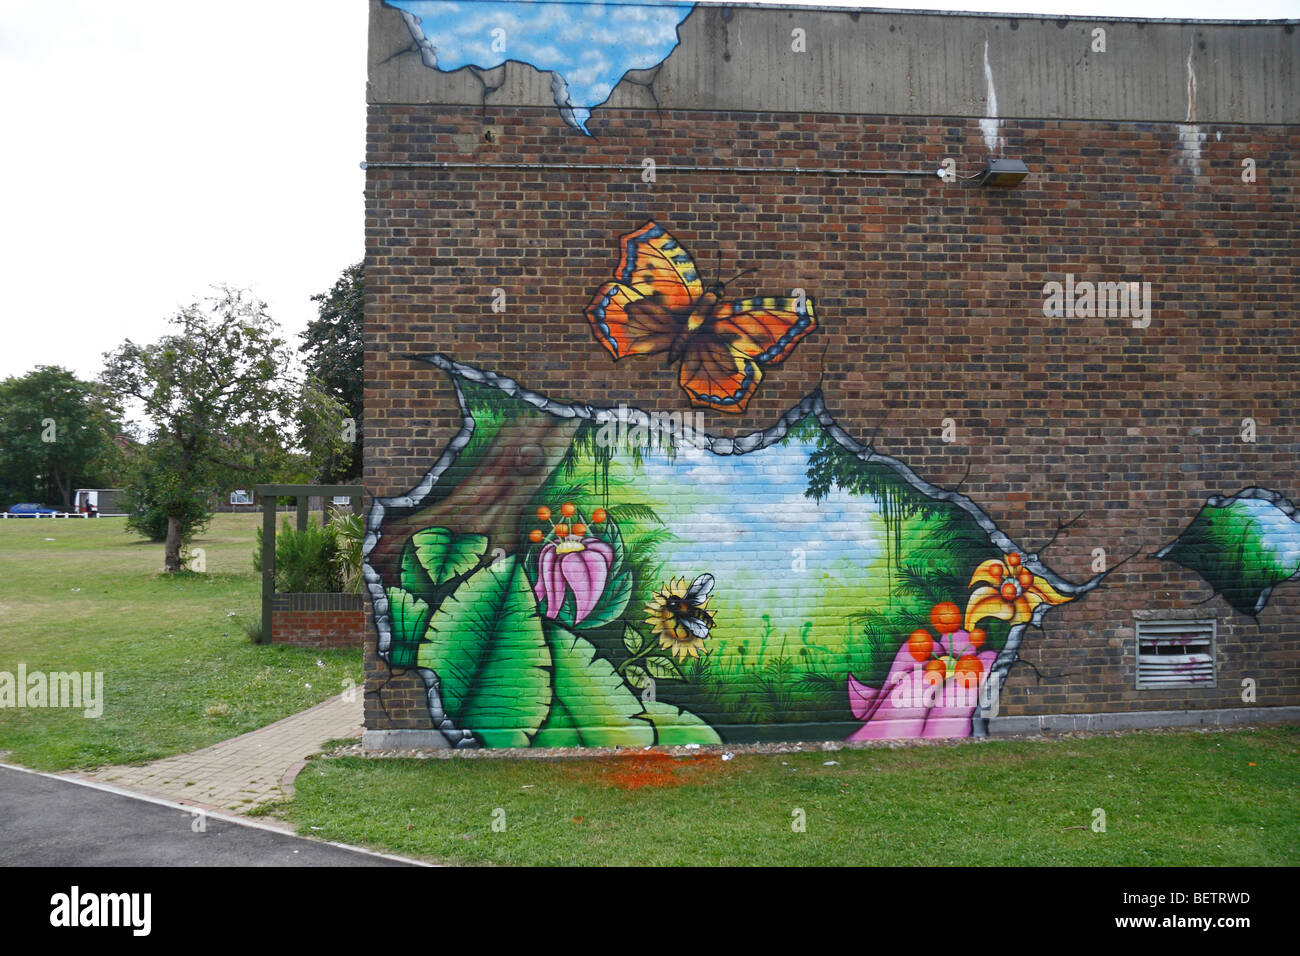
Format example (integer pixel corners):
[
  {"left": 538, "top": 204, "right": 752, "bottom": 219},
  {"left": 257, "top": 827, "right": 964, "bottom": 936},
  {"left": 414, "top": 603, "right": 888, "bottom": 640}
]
[
  {"left": 53, "top": 467, "right": 70, "bottom": 510},
  {"left": 367, "top": 411, "right": 582, "bottom": 583},
  {"left": 164, "top": 515, "right": 184, "bottom": 573}
]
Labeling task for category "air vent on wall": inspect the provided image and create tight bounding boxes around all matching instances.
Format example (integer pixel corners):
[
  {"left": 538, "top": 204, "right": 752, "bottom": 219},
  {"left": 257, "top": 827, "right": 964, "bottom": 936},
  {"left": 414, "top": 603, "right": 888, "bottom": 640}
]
[{"left": 1135, "top": 619, "right": 1216, "bottom": 689}]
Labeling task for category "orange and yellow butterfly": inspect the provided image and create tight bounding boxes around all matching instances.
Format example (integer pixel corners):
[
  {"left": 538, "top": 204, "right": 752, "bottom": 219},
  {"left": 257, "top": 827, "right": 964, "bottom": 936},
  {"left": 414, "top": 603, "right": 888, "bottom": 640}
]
[{"left": 584, "top": 222, "right": 817, "bottom": 414}]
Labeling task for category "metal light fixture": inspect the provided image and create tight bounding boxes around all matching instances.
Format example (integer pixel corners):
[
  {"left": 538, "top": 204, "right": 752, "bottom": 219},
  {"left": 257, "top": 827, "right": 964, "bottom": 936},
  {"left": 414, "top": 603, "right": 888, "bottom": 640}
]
[{"left": 974, "top": 158, "right": 1029, "bottom": 188}]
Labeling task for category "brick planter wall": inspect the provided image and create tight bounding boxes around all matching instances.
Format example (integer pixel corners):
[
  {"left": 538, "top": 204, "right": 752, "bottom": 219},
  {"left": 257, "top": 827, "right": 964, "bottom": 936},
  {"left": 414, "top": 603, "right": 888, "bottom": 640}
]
[{"left": 271, "top": 593, "right": 364, "bottom": 649}]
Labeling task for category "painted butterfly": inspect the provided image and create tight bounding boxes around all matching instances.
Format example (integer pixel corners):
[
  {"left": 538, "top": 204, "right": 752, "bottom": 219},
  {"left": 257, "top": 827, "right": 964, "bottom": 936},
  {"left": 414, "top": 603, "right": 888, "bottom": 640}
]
[{"left": 584, "top": 222, "right": 817, "bottom": 413}]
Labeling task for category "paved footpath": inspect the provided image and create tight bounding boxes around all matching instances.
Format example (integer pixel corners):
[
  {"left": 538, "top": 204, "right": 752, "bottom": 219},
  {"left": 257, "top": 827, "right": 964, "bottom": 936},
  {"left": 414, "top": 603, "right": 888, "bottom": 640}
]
[
  {"left": 70, "top": 692, "right": 363, "bottom": 813},
  {"left": 0, "top": 764, "right": 414, "bottom": 866}
]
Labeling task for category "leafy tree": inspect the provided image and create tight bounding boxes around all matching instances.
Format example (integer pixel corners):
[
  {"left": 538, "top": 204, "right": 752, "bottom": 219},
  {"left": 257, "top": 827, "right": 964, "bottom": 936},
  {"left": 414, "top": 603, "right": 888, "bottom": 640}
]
[
  {"left": 101, "top": 286, "right": 346, "bottom": 573},
  {"left": 0, "top": 366, "right": 127, "bottom": 509},
  {"left": 301, "top": 261, "right": 363, "bottom": 482}
]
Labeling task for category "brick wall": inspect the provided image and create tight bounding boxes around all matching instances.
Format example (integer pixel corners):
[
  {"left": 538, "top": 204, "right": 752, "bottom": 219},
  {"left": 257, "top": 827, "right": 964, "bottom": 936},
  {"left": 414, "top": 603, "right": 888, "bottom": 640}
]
[
  {"left": 272, "top": 593, "right": 364, "bottom": 649},
  {"left": 362, "top": 101, "right": 1298, "bottom": 742}
]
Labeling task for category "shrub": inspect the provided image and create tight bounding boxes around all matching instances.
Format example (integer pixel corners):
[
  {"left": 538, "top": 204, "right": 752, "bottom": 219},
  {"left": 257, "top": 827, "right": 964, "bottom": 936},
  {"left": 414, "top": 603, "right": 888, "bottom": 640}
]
[
  {"left": 250, "top": 515, "right": 345, "bottom": 590},
  {"left": 329, "top": 511, "right": 365, "bottom": 594}
]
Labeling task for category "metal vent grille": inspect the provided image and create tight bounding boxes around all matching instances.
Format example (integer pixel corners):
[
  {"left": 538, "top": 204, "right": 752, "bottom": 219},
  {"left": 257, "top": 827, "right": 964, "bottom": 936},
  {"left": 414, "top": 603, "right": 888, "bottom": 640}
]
[{"left": 1136, "top": 620, "right": 1216, "bottom": 689}]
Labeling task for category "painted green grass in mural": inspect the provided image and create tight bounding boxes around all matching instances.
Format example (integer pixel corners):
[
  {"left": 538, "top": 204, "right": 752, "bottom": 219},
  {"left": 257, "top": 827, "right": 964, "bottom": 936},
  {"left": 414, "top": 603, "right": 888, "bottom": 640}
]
[
  {"left": 286, "top": 726, "right": 1299, "bottom": 866},
  {"left": 0, "top": 514, "right": 362, "bottom": 771}
]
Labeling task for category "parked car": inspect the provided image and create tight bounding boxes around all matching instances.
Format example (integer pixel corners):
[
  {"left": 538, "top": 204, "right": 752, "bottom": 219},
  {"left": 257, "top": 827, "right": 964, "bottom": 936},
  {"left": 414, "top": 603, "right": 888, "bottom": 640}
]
[{"left": 7, "top": 503, "right": 59, "bottom": 516}]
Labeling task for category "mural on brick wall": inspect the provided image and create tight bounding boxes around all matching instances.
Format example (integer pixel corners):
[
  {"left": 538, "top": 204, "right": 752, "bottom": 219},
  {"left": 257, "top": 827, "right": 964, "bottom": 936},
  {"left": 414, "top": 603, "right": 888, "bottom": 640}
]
[
  {"left": 585, "top": 222, "right": 818, "bottom": 413},
  {"left": 1155, "top": 489, "right": 1300, "bottom": 617},
  {"left": 386, "top": 0, "right": 696, "bottom": 134},
  {"left": 364, "top": 356, "right": 1107, "bottom": 747}
]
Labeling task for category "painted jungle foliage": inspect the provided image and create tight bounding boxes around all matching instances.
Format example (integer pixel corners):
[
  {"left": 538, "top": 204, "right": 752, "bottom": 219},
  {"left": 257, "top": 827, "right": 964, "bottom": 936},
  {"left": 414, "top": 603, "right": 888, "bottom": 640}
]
[
  {"left": 365, "top": 356, "right": 1104, "bottom": 748},
  {"left": 1155, "top": 489, "right": 1300, "bottom": 617}
]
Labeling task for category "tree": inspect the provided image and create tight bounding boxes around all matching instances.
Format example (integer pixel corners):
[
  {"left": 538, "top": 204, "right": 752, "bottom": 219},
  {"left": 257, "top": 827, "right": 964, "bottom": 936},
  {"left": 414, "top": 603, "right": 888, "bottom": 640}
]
[
  {"left": 101, "top": 286, "right": 343, "bottom": 573},
  {"left": 0, "top": 366, "right": 127, "bottom": 509},
  {"left": 301, "top": 261, "right": 363, "bottom": 482}
]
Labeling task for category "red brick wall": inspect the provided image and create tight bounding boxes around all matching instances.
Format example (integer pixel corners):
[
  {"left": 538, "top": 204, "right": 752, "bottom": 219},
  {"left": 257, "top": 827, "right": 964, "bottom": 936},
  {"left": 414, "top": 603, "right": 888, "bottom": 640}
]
[
  {"left": 272, "top": 594, "right": 364, "bottom": 649},
  {"left": 363, "top": 104, "right": 1299, "bottom": 735}
]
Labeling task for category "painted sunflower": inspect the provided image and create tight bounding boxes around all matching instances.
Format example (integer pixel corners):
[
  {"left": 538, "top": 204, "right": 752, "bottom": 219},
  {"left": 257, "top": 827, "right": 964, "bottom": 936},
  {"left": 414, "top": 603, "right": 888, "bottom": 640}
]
[{"left": 645, "top": 575, "right": 714, "bottom": 660}]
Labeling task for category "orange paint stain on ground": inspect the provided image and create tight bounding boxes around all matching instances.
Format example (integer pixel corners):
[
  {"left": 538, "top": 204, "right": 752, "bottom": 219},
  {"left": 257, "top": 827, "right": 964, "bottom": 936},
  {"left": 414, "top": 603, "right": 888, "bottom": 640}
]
[{"left": 566, "top": 751, "right": 723, "bottom": 790}]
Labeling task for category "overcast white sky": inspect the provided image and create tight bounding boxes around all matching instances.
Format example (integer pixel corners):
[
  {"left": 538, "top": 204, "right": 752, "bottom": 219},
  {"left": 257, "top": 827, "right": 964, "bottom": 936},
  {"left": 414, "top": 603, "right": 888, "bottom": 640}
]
[{"left": 1, "top": 0, "right": 1296, "bottom": 385}]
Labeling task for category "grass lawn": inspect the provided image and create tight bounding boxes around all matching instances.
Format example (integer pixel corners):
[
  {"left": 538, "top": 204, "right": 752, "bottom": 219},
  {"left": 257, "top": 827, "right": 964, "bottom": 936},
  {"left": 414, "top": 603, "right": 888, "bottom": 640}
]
[
  {"left": 0, "top": 513, "right": 362, "bottom": 771},
  {"left": 285, "top": 726, "right": 1299, "bottom": 866}
]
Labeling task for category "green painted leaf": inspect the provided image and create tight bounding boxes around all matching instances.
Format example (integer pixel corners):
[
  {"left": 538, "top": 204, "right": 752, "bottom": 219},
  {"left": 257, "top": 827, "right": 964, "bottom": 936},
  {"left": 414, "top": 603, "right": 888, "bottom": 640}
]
[
  {"left": 622, "top": 625, "right": 645, "bottom": 655},
  {"left": 384, "top": 587, "right": 431, "bottom": 669},
  {"left": 644, "top": 654, "right": 685, "bottom": 681},
  {"left": 541, "top": 622, "right": 655, "bottom": 748},
  {"left": 636, "top": 700, "right": 723, "bottom": 747},
  {"left": 532, "top": 699, "right": 581, "bottom": 747},
  {"left": 416, "top": 555, "right": 552, "bottom": 747},
  {"left": 400, "top": 527, "right": 488, "bottom": 604},
  {"left": 623, "top": 663, "right": 651, "bottom": 689}
]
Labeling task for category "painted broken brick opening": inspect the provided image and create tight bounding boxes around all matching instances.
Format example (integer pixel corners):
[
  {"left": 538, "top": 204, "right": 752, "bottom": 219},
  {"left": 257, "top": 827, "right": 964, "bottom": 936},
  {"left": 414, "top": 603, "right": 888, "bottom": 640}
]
[{"left": 362, "top": 1, "right": 1300, "bottom": 747}]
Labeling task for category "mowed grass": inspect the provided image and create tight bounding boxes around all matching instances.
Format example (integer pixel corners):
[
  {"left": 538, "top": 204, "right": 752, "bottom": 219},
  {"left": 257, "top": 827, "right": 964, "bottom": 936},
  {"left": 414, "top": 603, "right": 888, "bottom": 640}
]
[
  {"left": 0, "top": 513, "right": 362, "bottom": 771},
  {"left": 288, "top": 726, "right": 1299, "bottom": 866}
]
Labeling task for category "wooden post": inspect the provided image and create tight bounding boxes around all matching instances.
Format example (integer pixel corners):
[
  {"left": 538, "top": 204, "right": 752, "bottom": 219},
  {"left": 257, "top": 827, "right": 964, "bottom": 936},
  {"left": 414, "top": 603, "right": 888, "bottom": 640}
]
[
  {"left": 260, "top": 492, "right": 277, "bottom": 644},
  {"left": 296, "top": 494, "right": 309, "bottom": 532}
]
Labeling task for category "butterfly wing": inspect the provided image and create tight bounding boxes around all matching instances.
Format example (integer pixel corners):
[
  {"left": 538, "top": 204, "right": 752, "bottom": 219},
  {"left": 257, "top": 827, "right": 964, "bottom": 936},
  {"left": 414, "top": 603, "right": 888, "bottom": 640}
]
[
  {"left": 677, "top": 336, "right": 763, "bottom": 413},
  {"left": 585, "top": 222, "right": 702, "bottom": 360},
  {"left": 710, "top": 295, "right": 817, "bottom": 365},
  {"left": 586, "top": 283, "right": 683, "bottom": 359},
  {"left": 614, "top": 221, "right": 703, "bottom": 305}
]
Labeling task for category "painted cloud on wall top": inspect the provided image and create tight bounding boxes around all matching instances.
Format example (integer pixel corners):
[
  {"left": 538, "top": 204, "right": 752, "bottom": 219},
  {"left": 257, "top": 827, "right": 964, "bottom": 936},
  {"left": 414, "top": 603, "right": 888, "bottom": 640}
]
[{"left": 387, "top": 0, "right": 695, "bottom": 133}]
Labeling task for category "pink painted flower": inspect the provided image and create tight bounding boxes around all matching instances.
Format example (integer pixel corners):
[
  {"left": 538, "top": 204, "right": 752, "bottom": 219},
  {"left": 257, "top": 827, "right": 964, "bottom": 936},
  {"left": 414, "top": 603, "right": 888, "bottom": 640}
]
[
  {"left": 846, "top": 629, "right": 998, "bottom": 740},
  {"left": 534, "top": 535, "right": 614, "bottom": 624}
]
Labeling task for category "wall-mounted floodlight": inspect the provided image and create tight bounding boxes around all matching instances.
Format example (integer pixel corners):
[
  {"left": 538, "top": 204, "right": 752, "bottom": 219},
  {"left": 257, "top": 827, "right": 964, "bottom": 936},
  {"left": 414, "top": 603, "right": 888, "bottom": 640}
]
[{"left": 974, "top": 158, "right": 1029, "bottom": 188}]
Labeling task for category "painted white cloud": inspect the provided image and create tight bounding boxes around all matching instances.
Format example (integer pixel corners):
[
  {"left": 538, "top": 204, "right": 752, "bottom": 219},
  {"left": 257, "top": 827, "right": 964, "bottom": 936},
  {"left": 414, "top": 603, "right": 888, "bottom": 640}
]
[{"left": 389, "top": 0, "right": 693, "bottom": 132}]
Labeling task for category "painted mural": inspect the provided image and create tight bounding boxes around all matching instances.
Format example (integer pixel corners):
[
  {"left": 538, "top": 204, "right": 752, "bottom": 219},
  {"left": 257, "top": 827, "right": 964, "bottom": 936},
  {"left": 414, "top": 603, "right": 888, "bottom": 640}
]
[
  {"left": 386, "top": 0, "right": 696, "bottom": 133},
  {"left": 364, "top": 356, "right": 1105, "bottom": 748},
  {"left": 1155, "top": 488, "right": 1300, "bottom": 617},
  {"left": 585, "top": 222, "right": 817, "bottom": 413}
]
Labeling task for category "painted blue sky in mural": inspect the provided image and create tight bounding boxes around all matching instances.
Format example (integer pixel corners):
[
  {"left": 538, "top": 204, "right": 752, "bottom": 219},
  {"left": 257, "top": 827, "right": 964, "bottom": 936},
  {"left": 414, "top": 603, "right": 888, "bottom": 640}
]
[
  {"left": 388, "top": 0, "right": 694, "bottom": 133},
  {"left": 636, "top": 435, "right": 886, "bottom": 640}
]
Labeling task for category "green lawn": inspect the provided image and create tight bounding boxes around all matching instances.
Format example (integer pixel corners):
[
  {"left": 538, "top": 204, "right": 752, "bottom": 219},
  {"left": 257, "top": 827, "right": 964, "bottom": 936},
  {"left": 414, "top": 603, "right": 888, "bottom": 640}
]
[
  {"left": 286, "top": 726, "right": 1299, "bottom": 866},
  {"left": 0, "top": 513, "right": 362, "bottom": 771}
]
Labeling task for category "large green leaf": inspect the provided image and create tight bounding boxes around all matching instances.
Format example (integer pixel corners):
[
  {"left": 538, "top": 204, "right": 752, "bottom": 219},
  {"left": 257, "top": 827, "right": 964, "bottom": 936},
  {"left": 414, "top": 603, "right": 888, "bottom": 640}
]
[
  {"left": 415, "top": 555, "right": 552, "bottom": 747},
  {"left": 636, "top": 700, "right": 723, "bottom": 747},
  {"left": 531, "top": 699, "right": 580, "bottom": 748},
  {"left": 400, "top": 527, "right": 489, "bottom": 605},
  {"left": 384, "top": 587, "right": 431, "bottom": 669},
  {"left": 537, "top": 622, "right": 655, "bottom": 748}
]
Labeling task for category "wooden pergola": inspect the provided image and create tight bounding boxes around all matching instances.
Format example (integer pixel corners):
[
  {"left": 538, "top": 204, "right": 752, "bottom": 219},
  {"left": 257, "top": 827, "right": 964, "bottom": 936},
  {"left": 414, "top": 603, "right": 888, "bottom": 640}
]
[{"left": 254, "top": 483, "right": 364, "bottom": 643}]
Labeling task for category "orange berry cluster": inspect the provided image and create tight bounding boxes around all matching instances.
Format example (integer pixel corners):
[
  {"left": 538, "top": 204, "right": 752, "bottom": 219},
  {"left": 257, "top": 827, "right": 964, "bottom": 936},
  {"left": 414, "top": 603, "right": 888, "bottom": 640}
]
[
  {"left": 904, "top": 601, "right": 987, "bottom": 686},
  {"left": 986, "top": 552, "right": 1035, "bottom": 601},
  {"left": 529, "top": 502, "right": 607, "bottom": 543}
]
